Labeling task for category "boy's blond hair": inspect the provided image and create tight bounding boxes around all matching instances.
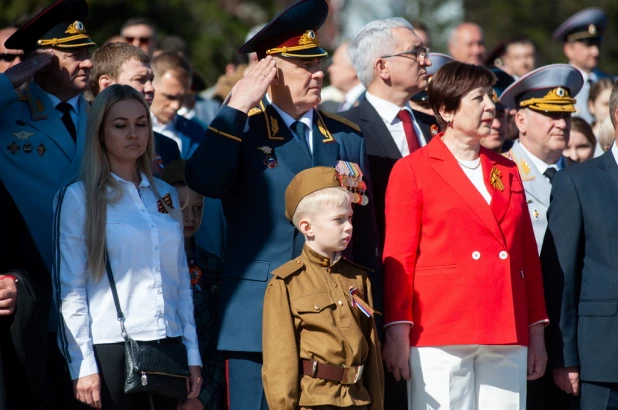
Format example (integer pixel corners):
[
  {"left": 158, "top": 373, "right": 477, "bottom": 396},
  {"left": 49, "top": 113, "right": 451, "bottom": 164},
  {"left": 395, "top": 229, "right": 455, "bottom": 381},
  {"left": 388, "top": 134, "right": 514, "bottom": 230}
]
[{"left": 292, "top": 187, "right": 353, "bottom": 230}]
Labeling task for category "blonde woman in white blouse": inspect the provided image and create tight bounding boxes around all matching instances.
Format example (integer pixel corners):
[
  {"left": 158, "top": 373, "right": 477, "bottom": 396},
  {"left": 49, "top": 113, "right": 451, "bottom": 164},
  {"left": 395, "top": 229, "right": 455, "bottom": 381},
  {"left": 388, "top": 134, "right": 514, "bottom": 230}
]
[{"left": 54, "top": 85, "right": 202, "bottom": 409}]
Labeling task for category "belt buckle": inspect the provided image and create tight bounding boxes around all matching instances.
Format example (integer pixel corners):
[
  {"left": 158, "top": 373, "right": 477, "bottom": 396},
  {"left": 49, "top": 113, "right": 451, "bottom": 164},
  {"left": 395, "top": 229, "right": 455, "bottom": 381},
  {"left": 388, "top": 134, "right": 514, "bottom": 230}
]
[
  {"left": 312, "top": 360, "right": 318, "bottom": 377},
  {"left": 342, "top": 364, "right": 364, "bottom": 384}
]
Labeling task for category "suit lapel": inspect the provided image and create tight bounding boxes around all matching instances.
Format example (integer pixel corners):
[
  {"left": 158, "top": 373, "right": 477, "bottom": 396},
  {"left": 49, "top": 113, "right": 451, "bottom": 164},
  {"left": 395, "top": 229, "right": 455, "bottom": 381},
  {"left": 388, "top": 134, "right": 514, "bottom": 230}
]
[
  {"left": 312, "top": 110, "right": 340, "bottom": 167},
  {"left": 428, "top": 138, "right": 506, "bottom": 246},
  {"left": 359, "top": 99, "right": 402, "bottom": 159},
  {"left": 509, "top": 141, "right": 551, "bottom": 207},
  {"left": 58, "top": 96, "right": 88, "bottom": 184},
  {"left": 25, "top": 84, "right": 76, "bottom": 160},
  {"left": 264, "top": 104, "right": 312, "bottom": 175},
  {"left": 598, "top": 151, "right": 618, "bottom": 204},
  {"left": 481, "top": 151, "right": 512, "bottom": 224}
]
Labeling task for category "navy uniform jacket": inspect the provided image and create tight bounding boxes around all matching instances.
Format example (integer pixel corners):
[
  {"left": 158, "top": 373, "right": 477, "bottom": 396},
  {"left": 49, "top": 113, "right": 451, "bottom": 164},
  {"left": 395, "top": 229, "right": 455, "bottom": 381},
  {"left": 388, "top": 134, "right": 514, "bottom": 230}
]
[
  {"left": 185, "top": 100, "right": 381, "bottom": 352},
  {"left": 542, "top": 150, "right": 618, "bottom": 382}
]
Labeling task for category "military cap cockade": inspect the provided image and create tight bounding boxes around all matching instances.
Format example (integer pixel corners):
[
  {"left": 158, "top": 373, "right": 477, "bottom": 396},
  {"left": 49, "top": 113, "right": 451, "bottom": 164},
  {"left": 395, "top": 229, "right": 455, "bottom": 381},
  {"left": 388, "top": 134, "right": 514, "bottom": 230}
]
[
  {"left": 238, "top": 0, "right": 329, "bottom": 60},
  {"left": 500, "top": 64, "right": 584, "bottom": 113},
  {"left": 412, "top": 53, "right": 454, "bottom": 102},
  {"left": 552, "top": 7, "right": 607, "bottom": 44},
  {"left": 285, "top": 162, "right": 368, "bottom": 221},
  {"left": 5, "top": 0, "right": 95, "bottom": 55}
]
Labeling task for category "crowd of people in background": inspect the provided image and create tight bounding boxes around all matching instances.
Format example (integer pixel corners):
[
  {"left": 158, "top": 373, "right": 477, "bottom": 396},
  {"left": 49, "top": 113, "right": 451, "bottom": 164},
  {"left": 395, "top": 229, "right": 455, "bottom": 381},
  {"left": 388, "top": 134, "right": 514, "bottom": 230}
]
[{"left": 1, "top": 0, "right": 618, "bottom": 409}]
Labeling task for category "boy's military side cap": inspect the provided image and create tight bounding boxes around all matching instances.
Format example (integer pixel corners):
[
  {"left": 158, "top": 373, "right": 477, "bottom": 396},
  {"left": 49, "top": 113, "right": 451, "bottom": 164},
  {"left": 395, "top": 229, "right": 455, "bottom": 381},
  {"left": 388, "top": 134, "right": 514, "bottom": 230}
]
[
  {"left": 238, "top": 0, "right": 328, "bottom": 60},
  {"left": 285, "top": 162, "right": 368, "bottom": 221},
  {"left": 500, "top": 64, "right": 584, "bottom": 113},
  {"left": 552, "top": 7, "right": 607, "bottom": 43},
  {"left": 161, "top": 159, "right": 187, "bottom": 186},
  {"left": 412, "top": 53, "right": 453, "bottom": 102},
  {"left": 487, "top": 66, "right": 514, "bottom": 108},
  {"left": 5, "top": 0, "right": 95, "bottom": 54}
]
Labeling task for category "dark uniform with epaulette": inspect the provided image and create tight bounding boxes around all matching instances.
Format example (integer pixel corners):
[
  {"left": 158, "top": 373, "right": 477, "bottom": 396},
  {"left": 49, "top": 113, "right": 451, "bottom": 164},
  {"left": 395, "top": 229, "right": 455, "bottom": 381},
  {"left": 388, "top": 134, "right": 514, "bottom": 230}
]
[
  {"left": 185, "top": 1, "right": 380, "bottom": 409},
  {"left": 262, "top": 166, "right": 383, "bottom": 410},
  {"left": 0, "top": 1, "right": 95, "bottom": 409}
]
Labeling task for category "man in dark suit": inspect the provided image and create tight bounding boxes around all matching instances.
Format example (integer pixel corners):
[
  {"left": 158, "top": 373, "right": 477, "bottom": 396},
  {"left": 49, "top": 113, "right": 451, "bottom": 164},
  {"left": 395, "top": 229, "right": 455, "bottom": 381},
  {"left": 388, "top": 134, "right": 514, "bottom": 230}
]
[
  {"left": 540, "top": 81, "right": 618, "bottom": 409},
  {"left": 340, "top": 18, "right": 431, "bottom": 410},
  {"left": 185, "top": 1, "right": 380, "bottom": 408}
]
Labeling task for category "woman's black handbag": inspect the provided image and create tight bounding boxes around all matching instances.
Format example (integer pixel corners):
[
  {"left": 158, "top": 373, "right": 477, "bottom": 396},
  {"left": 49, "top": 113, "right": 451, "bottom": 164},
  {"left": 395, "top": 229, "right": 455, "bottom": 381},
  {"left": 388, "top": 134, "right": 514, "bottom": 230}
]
[{"left": 105, "top": 257, "right": 190, "bottom": 400}]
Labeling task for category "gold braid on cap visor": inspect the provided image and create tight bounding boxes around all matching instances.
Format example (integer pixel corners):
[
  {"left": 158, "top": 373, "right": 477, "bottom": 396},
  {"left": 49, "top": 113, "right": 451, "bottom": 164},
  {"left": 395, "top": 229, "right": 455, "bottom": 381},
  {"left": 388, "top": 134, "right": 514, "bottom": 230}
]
[
  {"left": 519, "top": 87, "right": 577, "bottom": 113},
  {"left": 37, "top": 34, "right": 95, "bottom": 47},
  {"left": 265, "top": 30, "right": 327, "bottom": 57}
]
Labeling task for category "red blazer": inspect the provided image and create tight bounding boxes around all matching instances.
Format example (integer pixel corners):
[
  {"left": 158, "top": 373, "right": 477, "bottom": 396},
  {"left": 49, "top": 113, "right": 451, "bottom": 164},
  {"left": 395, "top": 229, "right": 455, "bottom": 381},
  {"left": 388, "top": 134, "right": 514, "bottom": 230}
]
[{"left": 383, "top": 135, "right": 548, "bottom": 347}]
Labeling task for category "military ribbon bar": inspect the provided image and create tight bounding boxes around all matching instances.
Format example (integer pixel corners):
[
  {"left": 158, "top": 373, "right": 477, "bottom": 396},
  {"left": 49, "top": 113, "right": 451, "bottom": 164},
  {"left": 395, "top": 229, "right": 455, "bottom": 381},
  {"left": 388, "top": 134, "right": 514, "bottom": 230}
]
[{"left": 349, "top": 285, "right": 374, "bottom": 317}]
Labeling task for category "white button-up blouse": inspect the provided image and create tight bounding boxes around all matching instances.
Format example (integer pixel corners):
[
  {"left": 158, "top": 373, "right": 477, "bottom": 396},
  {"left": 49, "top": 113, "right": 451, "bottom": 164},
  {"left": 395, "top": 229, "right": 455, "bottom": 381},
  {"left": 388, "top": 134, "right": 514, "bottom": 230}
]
[{"left": 54, "top": 173, "right": 202, "bottom": 380}]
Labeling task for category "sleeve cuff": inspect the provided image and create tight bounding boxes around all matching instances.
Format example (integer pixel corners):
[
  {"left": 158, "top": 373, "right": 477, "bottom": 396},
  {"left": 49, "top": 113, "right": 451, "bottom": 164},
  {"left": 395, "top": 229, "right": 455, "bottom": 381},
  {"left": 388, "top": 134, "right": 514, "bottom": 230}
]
[
  {"left": 384, "top": 320, "right": 414, "bottom": 329},
  {"left": 68, "top": 355, "right": 99, "bottom": 380},
  {"left": 187, "top": 347, "right": 203, "bottom": 367},
  {"left": 529, "top": 319, "right": 550, "bottom": 327},
  {"left": 207, "top": 105, "right": 248, "bottom": 143}
]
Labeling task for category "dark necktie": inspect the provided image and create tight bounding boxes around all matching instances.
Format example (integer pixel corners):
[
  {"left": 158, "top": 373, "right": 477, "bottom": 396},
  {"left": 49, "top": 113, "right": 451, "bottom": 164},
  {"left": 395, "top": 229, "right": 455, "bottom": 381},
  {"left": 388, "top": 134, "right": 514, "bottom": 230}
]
[
  {"left": 397, "top": 109, "right": 420, "bottom": 155},
  {"left": 57, "top": 102, "right": 77, "bottom": 143},
  {"left": 543, "top": 167, "right": 557, "bottom": 183},
  {"left": 291, "top": 120, "right": 311, "bottom": 158}
]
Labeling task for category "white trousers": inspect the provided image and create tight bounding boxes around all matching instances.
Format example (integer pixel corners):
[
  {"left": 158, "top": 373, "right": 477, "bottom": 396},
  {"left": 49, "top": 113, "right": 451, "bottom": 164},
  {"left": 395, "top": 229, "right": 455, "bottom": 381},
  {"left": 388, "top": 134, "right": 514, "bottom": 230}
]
[{"left": 408, "top": 344, "right": 528, "bottom": 410}]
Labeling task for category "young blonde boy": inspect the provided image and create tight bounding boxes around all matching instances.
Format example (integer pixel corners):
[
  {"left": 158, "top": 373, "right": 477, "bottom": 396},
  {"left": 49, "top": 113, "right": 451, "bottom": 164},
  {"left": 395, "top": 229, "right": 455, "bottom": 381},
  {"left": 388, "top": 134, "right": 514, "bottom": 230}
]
[{"left": 262, "top": 165, "right": 384, "bottom": 410}]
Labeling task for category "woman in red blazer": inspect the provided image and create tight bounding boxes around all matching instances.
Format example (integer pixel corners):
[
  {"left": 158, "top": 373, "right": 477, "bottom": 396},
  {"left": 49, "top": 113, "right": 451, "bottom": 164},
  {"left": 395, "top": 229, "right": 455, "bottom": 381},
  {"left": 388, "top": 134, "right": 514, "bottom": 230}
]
[{"left": 381, "top": 61, "right": 548, "bottom": 410}]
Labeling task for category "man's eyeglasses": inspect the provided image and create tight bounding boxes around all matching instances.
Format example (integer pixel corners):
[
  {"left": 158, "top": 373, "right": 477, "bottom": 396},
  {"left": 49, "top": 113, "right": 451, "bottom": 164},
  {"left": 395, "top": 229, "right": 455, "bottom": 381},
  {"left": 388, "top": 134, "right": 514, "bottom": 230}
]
[
  {"left": 0, "top": 53, "right": 20, "bottom": 63},
  {"left": 381, "top": 47, "right": 430, "bottom": 62},
  {"left": 124, "top": 36, "right": 151, "bottom": 46}
]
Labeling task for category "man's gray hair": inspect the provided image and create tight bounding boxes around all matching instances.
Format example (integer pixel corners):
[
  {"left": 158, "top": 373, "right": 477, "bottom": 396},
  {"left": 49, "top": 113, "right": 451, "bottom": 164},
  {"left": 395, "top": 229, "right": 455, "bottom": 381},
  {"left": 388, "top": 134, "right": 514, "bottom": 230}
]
[{"left": 348, "top": 18, "right": 415, "bottom": 88}]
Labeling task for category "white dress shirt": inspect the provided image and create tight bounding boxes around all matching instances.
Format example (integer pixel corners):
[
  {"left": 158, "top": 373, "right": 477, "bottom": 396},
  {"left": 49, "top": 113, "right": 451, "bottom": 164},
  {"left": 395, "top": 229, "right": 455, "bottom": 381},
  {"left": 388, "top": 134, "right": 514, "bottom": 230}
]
[
  {"left": 339, "top": 83, "right": 366, "bottom": 112},
  {"left": 55, "top": 173, "right": 201, "bottom": 379},
  {"left": 269, "top": 100, "right": 315, "bottom": 154},
  {"left": 152, "top": 114, "right": 184, "bottom": 155},
  {"left": 519, "top": 142, "right": 563, "bottom": 182},
  {"left": 458, "top": 158, "right": 492, "bottom": 204},
  {"left": 364, "top": 92, "right": 426, "bottom": 157}
]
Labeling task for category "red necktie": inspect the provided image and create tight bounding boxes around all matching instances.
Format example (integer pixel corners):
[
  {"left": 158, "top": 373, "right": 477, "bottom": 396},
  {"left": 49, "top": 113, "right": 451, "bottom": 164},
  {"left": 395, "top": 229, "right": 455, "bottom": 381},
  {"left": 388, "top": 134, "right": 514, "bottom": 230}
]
[{"left": 397, "top": 109, "right": 420, "bottom": 154}]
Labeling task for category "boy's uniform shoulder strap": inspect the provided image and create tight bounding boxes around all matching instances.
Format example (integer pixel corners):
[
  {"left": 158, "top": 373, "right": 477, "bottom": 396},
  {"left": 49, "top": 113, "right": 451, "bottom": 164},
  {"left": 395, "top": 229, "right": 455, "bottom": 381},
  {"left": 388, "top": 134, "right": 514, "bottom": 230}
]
[{"left": 271, "top": 258, "right": 305, "bottom": 279}]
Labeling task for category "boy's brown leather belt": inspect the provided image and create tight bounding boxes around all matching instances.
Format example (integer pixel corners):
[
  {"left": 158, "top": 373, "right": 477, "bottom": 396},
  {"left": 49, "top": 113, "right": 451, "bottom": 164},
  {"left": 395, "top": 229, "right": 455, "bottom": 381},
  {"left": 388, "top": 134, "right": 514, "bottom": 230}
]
[{"left": 301, "top": 360, "right": 364, "bottom": 384}]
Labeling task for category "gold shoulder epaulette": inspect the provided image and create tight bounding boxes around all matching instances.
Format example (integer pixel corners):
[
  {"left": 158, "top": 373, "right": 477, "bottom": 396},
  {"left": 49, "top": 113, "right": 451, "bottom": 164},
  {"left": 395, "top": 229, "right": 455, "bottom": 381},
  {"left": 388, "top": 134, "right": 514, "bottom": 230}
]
[
  {"left": 271, "top": 258, "right": 305, "bottom": 279},
  {"left": 248, "top": 107, "right": 262, "bottom": 117},
  {"left": 320, "top": 111, "right": 361, "bottom": 133},
  {"left": 341, "top": 257, "right": 374, "bottom": 273}
]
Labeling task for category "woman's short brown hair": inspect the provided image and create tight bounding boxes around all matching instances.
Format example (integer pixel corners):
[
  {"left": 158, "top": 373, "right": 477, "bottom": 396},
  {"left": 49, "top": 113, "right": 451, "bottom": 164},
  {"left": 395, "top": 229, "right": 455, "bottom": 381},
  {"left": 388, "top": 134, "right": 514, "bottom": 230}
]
[
  {"left": 571, "top": 117, "right": 597, "bottom": 147},
  {"left": 428, "top": 61, "right": 496, "bottom": 130}
]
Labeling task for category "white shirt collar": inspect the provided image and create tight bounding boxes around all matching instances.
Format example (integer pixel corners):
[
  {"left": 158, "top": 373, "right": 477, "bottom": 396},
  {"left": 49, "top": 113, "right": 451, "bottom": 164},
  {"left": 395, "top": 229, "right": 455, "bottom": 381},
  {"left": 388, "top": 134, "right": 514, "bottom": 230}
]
[
  {"left": 519, "top": 141, "right": 563, "bottom": 174},
  {"left": 33, "top": 82, "right": 80, "bottom": 112},
  {"left": 266, "top": 95, "right": 313, "bottom": 131},
  {"left": 344, "top": 83, "right": 366, "bottom": 106},
  {"left": 365, "top": 92, "right": 414, "bottom": 125},
  {"left": 151, "top": 113, "right": 176, "bottom": 132},
  {"left": 611, "top": 142, "right": 618, "bottom": 166},
  {"left": 110, "top": 171, "right": 151, "bottom": 188}
]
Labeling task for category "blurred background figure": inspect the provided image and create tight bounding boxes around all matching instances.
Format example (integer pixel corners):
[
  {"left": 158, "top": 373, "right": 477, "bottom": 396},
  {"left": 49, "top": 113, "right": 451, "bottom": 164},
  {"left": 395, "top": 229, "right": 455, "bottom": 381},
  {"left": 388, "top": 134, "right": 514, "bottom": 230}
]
[
  {"left": 501, "top": 36, "right": 536, "bottom": 79},
  {"left": 553, "top": 7, "right": 614, "bottom": 124},
  {"left": 597, "top": 116, "right": 615, "bottom": 152},
  {"left": 564, "top": 117, "right": 596, "bottom": 163},
  {"left": 321, "top": 41, "right": 364, "bottom": 112},
  {"left": 589, "top": 78, "right": 615, "bottom": 136},
  {"left": 448, "top": 22, "right": 485, "bottom": 65},
  {"left": 103, "top": 34, "right": 126, "bottom": 45},
  {"left": 412, "top": 20, "right": 431, "bottom": 48},
  {"left": 0, "top": 26, "right": 22, "bottom": 73},
  {"left": 120, "top": 17, "right": 156, "bottom": 57},
  {"left": 479, "top": 67, "right": 515, "bottom": 153}
]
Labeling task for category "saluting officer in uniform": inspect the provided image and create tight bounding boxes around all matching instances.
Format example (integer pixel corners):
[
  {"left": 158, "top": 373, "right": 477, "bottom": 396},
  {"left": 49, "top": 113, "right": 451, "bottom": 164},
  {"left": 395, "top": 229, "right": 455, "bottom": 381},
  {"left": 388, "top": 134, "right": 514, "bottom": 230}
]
[
  {"left": 185, "top": 0, "right": 380, "bottom": 409},
  {"left": 500, "top": 64, "right": 583, "bottom": 254},
  {"left": 500, "top": 65, "right": 584, "bottom": 410},
  {"left": 553, "top": 7, "right": 615, "bottom": 124},
  {"left": 0, "top": 0, "right": 94, "bottom": 408}
]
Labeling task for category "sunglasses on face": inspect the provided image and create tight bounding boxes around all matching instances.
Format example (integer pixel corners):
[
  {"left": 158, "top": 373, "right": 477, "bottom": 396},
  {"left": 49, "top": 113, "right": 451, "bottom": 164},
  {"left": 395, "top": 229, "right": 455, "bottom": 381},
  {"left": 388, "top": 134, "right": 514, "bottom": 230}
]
[
  {"left": 124, "top": 36, "right": 151, "bottom": 46},
  {"left": 0, "top": 53, "right": 20, "bottom": 63}
]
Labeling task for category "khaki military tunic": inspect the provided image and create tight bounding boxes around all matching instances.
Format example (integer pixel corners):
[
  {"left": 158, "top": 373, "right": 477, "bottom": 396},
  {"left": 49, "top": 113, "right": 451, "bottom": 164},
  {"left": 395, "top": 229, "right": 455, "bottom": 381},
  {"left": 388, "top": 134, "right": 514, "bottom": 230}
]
[{"left": 262, "top": 245, "right": 384, "bottom": 410}]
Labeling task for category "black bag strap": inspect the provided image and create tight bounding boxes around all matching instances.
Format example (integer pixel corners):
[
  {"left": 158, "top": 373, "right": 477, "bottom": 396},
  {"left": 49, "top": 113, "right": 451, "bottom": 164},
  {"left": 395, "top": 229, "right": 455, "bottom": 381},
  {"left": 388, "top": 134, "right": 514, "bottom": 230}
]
[{"left": 105, "top": 252, "right": 128, "bottom": 339}]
